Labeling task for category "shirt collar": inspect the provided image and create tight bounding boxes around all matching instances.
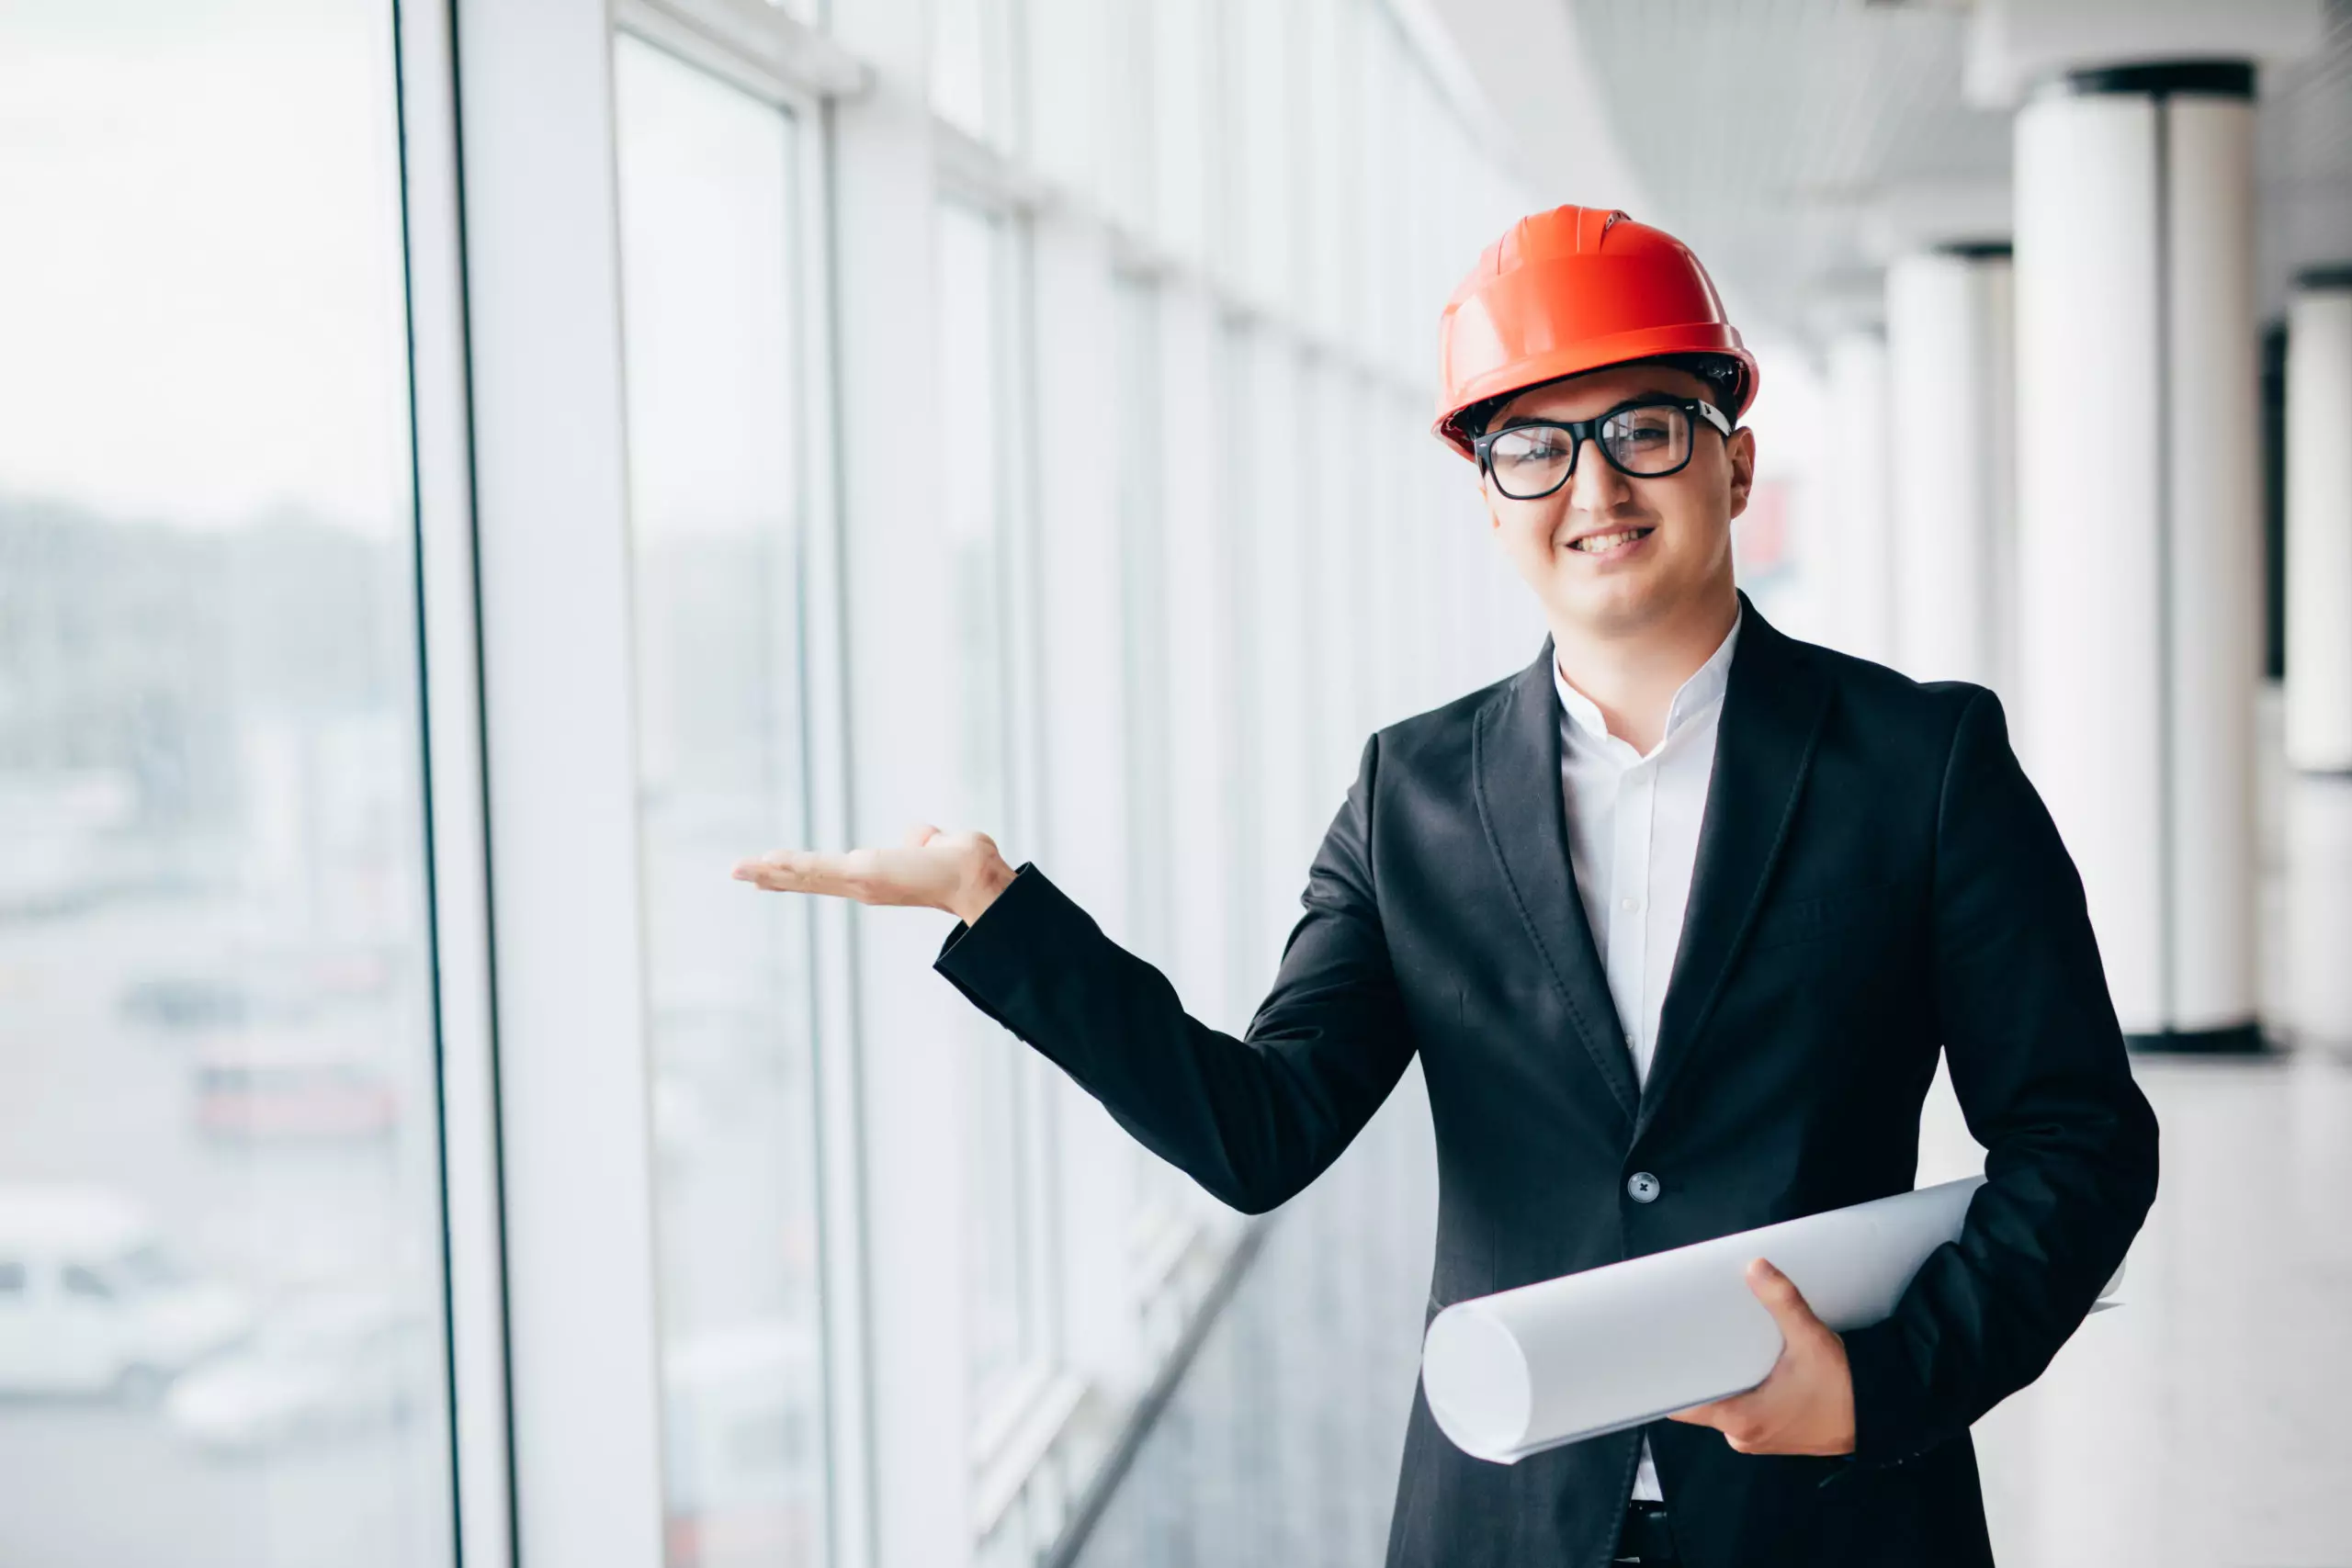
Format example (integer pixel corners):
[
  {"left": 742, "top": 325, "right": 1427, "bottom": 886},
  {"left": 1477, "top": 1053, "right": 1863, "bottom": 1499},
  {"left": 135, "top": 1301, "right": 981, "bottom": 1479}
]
[{"left": 1554, "top": 604, "right": 1744, "bottom": 751}]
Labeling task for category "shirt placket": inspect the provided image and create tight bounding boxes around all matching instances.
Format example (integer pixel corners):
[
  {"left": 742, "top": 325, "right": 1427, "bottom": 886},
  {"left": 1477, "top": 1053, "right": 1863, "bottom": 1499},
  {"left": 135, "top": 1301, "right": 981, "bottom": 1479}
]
[{"left": 1610, "top": 750, "right": 1656, "bottom": 1085}]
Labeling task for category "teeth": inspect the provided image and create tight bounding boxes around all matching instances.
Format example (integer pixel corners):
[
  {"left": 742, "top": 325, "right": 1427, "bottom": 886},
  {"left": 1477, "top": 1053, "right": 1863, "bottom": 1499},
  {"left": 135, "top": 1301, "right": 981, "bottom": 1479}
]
[{"left": 1570, "top": 528, "right": 1649, "bottom": 553}]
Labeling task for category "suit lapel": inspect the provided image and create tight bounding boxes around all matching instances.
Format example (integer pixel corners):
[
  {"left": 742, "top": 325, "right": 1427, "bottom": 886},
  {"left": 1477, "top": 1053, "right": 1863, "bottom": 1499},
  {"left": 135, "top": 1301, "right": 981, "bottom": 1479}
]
[
  {"left": 1474, "top": 643, "right": 1641, "bottom": 1127},
  {"left": 1634, "top": 592, "right": 1835, "bottom": 1143}
]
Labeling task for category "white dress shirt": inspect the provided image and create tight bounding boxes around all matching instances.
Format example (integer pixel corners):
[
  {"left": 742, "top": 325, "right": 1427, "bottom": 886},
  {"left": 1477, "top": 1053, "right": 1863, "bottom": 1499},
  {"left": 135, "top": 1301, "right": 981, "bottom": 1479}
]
[{"left": 1554, "top": 605, "right": 1742, "bottom": 1504}]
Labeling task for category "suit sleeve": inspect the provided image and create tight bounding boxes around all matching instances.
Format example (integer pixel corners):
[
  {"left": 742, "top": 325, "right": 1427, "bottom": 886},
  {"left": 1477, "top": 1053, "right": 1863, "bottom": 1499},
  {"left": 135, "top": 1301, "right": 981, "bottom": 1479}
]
[
  {"left": 933, "top": 734, "right": 1419, "bottom": 1215},
  {"left": 1840, "top": 687, "right": 2160, "bottom": 1465}
]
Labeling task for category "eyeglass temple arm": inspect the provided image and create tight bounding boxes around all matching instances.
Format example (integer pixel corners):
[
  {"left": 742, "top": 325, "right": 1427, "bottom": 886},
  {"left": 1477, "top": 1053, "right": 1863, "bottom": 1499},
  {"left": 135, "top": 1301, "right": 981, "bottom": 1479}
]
[{"left": 1477, "top": 398, "right": 1735, "bottom": 455}]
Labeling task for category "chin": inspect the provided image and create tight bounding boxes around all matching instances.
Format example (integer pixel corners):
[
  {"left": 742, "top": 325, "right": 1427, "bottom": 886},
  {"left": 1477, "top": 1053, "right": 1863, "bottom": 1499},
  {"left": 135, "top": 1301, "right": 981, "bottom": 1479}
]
[{"left": 1556, "top": 575, "right": 1663, "bottom": 630}]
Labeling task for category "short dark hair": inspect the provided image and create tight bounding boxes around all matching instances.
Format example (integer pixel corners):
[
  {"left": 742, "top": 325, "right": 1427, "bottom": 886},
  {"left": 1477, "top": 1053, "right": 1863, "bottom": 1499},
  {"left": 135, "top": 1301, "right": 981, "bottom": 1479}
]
[{"left": 1461, "top": 352, "right": 1745, "bottom": 441}]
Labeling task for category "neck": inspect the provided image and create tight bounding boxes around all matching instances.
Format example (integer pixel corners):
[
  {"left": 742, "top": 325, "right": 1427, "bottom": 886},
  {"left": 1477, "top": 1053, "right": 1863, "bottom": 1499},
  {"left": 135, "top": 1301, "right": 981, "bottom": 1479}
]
[{"left": 1549, "top": 588, "right": 1740, "bottom": 754}]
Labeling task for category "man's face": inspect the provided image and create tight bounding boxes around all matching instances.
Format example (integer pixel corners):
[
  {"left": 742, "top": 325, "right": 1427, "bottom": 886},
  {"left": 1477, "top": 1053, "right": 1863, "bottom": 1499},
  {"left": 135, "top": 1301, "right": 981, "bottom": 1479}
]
[{"left": 1479, "top": 364, "right": 1756, "bottom": 637}]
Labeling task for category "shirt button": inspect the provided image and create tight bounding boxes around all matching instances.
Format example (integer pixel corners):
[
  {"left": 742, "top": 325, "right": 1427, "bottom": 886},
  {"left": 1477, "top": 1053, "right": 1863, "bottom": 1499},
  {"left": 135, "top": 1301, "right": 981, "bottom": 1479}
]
[
  {"left": 1620, "top": 897, "right": 1642, "bottom": 912},
  {"left": 1627, "top": 1171, "right": 1661, "bottom": 1203}
]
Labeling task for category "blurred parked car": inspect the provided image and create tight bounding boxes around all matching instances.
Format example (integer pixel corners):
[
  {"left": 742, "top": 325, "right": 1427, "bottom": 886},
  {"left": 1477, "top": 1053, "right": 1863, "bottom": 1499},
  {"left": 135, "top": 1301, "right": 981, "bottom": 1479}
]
[
  {"left": 165, "top": 1291, "right": 435, "bottom": 1453},
  {"left": 119, "top": 974, "right": 261, "bottom": 1031},
  {"left": 194, "top": 1036, "right": 398, "bottom": 1139},
  {"left": 0, "top": 1186, "right": 254, "bottom": 1400},
  {"left": 121, "top": 944, "right": 402, "bottom": 1034}
]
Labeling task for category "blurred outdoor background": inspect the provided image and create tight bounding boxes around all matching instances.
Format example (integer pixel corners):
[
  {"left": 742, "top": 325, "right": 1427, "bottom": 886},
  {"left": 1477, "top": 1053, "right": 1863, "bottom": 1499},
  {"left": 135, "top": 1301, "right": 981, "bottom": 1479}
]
[{"left": 1, "top": 2, "right": 2348, "bottom": 1566}]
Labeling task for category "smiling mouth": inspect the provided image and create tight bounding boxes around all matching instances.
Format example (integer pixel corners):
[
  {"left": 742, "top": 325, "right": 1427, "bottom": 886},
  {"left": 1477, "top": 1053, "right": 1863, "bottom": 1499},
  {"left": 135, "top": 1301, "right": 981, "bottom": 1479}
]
[{"left": 1566, "top": 526, "right": 1655, "bottom": 555}]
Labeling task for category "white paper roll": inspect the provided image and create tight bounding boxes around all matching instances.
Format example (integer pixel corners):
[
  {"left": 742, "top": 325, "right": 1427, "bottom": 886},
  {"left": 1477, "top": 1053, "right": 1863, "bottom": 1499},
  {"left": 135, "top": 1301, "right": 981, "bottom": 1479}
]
[{"left": 1421, "top": 1177, "right": 2115, "bottom": 1464}]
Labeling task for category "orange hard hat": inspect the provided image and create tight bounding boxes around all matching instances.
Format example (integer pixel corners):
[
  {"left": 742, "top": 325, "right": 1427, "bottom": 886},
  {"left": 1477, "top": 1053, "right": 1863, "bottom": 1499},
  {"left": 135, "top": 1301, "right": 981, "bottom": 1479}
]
[{"left": 1432, "top": 205, "right": 1759, "bottom": 460}]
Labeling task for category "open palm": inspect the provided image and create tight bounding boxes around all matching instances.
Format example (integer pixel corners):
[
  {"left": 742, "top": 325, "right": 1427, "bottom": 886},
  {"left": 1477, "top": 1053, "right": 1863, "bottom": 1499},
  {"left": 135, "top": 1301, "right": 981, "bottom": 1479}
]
[{"left": 732, "top": 823, "right": 1016, "bottom": 926}]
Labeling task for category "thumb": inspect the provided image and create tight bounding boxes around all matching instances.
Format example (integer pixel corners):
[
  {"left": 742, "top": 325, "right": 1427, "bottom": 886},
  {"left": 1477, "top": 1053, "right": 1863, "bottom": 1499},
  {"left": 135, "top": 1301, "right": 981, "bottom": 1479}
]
[
  {"left": 903, "top": 822, "right": 942, "bottom": 849},
  {"left": 1746, "top": 1258, "right": 1826, "bottom": 1341}
]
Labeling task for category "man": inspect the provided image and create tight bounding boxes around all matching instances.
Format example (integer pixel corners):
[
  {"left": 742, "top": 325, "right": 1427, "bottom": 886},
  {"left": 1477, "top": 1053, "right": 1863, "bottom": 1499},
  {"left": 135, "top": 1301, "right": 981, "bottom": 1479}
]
[{"left": 736, "top": 205, "right": 2159, "bottom": 1567}]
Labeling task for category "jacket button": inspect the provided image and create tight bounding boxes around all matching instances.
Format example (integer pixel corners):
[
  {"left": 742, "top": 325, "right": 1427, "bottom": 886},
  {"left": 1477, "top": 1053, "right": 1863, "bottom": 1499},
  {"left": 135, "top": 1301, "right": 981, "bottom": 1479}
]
[{"left": 1626, "top": 1171, "right": 1661, "bottom": 1203}]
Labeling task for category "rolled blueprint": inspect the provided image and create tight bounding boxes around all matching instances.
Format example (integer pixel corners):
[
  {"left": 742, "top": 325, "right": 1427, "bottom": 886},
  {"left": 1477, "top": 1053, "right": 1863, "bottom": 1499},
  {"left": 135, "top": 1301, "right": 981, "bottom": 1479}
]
[{"left": 1422, "top": 1176, "right": 2121, "bottom": 1464}]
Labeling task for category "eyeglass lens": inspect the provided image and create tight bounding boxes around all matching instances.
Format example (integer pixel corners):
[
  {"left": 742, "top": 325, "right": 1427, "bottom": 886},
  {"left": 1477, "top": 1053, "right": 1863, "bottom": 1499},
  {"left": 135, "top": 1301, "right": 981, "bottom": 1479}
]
[{"left": 1486, "top": 404, "right": 1693, "bottom": 499}]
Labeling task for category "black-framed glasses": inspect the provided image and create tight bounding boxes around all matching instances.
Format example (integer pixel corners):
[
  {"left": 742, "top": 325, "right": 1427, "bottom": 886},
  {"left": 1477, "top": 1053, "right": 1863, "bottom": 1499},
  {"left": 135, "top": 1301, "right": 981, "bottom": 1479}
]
[{"left": 1474, "top": 397, "right": 1736, "bottom": 500}]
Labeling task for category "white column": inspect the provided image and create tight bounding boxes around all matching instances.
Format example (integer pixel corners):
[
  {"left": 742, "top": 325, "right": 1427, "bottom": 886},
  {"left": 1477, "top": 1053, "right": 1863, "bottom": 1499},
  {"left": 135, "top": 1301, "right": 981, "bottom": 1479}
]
[
  {"left": 2013, "top": 62, "right": 2262, "bottom": 1047},
  {"left": 2285, "top": 270, "right": 2352, "bottom": 773},
  {"left": 2286, "top": 775, "right": 2352, "bottom": 1048},
  {"left": 1886, "top": 246, "right": 2016, "bottom": 694},
  {"left": 1823, "top": 329, "right": 1896, "bottom": 668},
  {"left": 2164, "top": 86, "right": 2263, "bottom": 1042}
]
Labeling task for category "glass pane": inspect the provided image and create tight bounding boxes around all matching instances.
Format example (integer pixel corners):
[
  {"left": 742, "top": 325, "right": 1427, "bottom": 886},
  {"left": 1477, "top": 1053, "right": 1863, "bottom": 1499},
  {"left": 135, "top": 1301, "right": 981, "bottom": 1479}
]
[
  {"left": 1101, "top": 0, "right": 1157, "bottom": 231},
  {"left": 934, "top": 200, "right": 1036, "bottom": 1414},
  {"left": 612, "top": 36, "right": 826, "bottom": 1568},
  {"left": 1231, "top": 0, "right": 1292, "bottom": 302},
  {"left": 935, "top": 204, "right": 1013, "bottom": 836},
  {"left": 1113, "top": 278, "right": 1200, "bottom": 1259},
  {"left": 1114, "top": 278, "right": 1173, "bottom": 980},
  {"left": 1152, "top": 0, "right": 1210, "bottom": 259},
  {"left": 931, "top": 0, "right": 1000, "bottom": 141},
  {"left": 0, "top": 5, "right": 454, "bottom": 1567}
]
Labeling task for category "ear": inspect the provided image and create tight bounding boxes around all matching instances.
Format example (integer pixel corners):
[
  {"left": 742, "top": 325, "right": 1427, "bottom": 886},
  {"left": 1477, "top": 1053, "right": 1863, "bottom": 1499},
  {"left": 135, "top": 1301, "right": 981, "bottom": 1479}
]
[
  {"left": 1475, "top": 475, "right": 1502, "bottom": 533},
  {"left": 1724, "top": 426, "right": 1758, "bottom": 521}
]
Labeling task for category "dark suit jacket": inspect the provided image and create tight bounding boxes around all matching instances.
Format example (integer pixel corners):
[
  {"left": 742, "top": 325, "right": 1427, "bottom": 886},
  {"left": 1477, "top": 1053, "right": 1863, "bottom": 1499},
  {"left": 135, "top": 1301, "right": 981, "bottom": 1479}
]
[{"left": 935, "top": 591, "right": 2159, "bottom": 1568}]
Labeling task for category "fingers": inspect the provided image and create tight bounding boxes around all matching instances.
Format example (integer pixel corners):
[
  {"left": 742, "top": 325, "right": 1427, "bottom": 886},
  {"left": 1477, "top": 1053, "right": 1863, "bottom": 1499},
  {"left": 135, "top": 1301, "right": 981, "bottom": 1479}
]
[
  {"left": 730, "top": 840, "right": 951, "bottom": 908},
  {"left": 1661, "top": 1262, "right": 1855, "bottom": 1460},
  {"left": 731, "top": 848, "right": 880, "bottom": 900},
  {"left": 1745, "top": 1258, "right": 1825, "bottom": 1341},
  {"left": 730, "top": 829, "right": 995, "bottom": 916},
  {"left": 1672, "top": 1382, "right": 1777, "bottom": 1450},
  {"left": 1667, "top": 1351, "right": 1778, "bottom": 1431},
  {"left": 736, "top": 829, "right": 940, "bottom": 889},
  {"left": 732, "top": 849, "right": 831, "bottom": 894},
  {"left": 1673, "top": 1262, "right": 1852, "bottom": 1458},
  {"left": 1670, "top": 1394, "right": 1770, "bottom": 1452}
]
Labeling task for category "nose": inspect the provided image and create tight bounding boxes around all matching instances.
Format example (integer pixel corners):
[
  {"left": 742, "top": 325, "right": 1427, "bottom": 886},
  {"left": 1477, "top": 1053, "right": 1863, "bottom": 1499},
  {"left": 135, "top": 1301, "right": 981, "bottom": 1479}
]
[{"left": 1565, "top": 434, "right": 1633, "bottom": 515}]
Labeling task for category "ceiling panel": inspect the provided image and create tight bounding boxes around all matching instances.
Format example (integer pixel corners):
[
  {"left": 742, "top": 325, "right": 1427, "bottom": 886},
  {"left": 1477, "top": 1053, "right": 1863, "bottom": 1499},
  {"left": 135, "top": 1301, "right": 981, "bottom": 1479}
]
[{"left": 1552, "top": 0, "right": 2352, "bottom": 338}]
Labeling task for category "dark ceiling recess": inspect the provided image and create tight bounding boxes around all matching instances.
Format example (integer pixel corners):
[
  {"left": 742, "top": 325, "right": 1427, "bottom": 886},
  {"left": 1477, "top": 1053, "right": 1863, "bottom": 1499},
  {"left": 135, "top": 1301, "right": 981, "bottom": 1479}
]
[{"left": 2262, "top": 320, "right": 2288, "bottom": 682}]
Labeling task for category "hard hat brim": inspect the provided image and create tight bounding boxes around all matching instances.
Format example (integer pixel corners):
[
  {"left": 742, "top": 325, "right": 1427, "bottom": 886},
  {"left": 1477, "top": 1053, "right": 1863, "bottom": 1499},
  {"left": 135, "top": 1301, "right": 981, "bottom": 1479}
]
[{"left": 1432, "top": 327, "right": 1759, "bottom": 460}]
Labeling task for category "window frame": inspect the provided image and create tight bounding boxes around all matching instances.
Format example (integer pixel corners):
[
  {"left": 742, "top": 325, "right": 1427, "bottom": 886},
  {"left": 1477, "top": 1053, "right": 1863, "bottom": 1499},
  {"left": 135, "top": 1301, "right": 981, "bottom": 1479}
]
[
  {"left": 612, "top": 12, "right": 876, "bottom": 1568},
  {"left": 604, "top": 23, "right": 864, "bottom": 1568},
  {"left": 397, "top": 3, "right": 514, "bottom": 1564},
  {"left": 401, "top": 1, "right": 1533, "bottom": 1564},
  {"left": 925, "top": 184, "right": 1079, "bottom": 1535},
  {"left": 439, "top": 2, "right": 868, "bottom": 1565}
]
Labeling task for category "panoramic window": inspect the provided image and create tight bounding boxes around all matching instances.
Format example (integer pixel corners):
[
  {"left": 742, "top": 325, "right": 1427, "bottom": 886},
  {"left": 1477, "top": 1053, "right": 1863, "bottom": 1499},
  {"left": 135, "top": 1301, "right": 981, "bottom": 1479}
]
[
  {"left": 930, "top": 0, "right": 1010, "bottom": 143},
  {"left": 613, "top": 33, "right": 830, "bottom": 1568},
  {"left": 933, "top": 197, "right": 1055, "bottom": 1426},
  {"left": 0, "top": 5, "right": 455, "bottom": 1565}
]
